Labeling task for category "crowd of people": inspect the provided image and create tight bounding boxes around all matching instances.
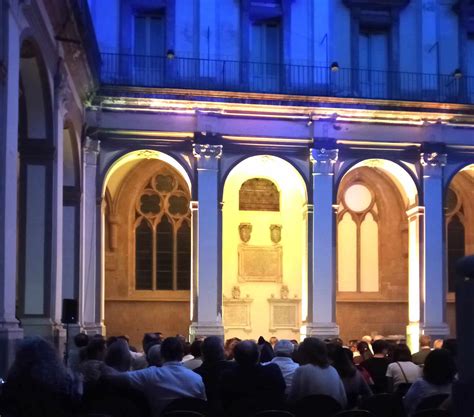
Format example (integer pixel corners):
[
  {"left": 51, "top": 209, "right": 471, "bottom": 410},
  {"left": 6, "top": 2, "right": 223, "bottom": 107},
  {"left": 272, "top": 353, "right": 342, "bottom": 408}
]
[{"left": 0, "top": 332, "right": 457, "bottom": 417}]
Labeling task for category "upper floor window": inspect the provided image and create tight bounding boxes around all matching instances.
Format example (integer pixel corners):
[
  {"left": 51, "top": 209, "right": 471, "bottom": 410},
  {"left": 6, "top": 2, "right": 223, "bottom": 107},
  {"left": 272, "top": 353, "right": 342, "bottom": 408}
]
[
  {"left": 135, "top": 169, "right": 191, "bottom": 291},
  {"left": 337, "top": 183, "right": 379, "bottom": 292},
  {"left": 359, "top": 29, "right": 389, "bottom": 98},
  {"left": 134, "top": 14, "right": 165, "bottom": 56}
]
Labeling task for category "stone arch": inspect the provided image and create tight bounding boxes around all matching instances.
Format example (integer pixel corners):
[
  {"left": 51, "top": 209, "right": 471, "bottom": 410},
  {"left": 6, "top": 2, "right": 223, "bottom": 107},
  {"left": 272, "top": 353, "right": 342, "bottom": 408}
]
[{"left": 102, "top": 152, "right": 193, "bottom": 346}]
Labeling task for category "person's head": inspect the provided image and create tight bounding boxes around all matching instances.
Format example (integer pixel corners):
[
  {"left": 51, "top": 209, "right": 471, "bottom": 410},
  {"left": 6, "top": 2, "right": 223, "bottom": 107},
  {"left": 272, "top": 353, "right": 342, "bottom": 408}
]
[
  {"left": 7, "top": 337, "right": 69, "bottom": 391},
  {"left": 234, "top": 340, "right": 260, "bottom": 367},
  {"left": 259, "top": 342, "right": 275, "bottom": 363},
  {"left": 106, "top": 336, "right": 118, "bottom": 347},
  {"left": 105, "top": 339, "right": 131, "bottom": 372},
  {"left": 372, "top": 339, "right": 389, "bottom": 355},
  {"left": 142, "top": 333, "right": 160, "bottom": 354},
  {"left": 298, "top": 338, "right": 330, "bottom": 368},
  {"left": 423, "top": 349, "right": 456, "bottom": 385},
  {"left": 190, "top": 340, "right": 203, "bottom": 359},
  {"left": 161, "top": 337, "right": 184, "bottom": 362},
  {"left": 183, "top": 342, "right": 192, "bottom": 356},
  {"left": 269, "top": 336, "right": 278, "bottom": 347},
  {"left": 348, "top": 340, "right": 358, "bottom": 352},
  {"left": 362, "top": 335, "right": 373, "bottom": 345},
  {"left": 330, "top": 345, "right": 356, "bottom": 378},
  {"left": 331, "top": 337, "right": 344, "bottom": 347},
  {"left": 443, "top": 338, "right": 457, "bottom": 358},
  {"left": 420, "top": 335, "right": 431, "bottom": 348},
  {"left": 74, "top": 332, "right": 89, "bottom": 348},
  {"left": 433, "top": 339, "right": 444, "bottom": 349},
  {"left": 393, "top": 344, "right": 412, "bottom": 362},
  {"left": 117, "top": 335, "right": 130, "bottom": 344},
  {"left": 201, "top": 336, "right": 226, "bottom": 363},
  {"left": 274, "top": 340, "right": 294, "bottom": 358},
  {"left": 357, "top": 341, "right": 370, "bottom": 355},
  {"left": 147, "top": 344, "right": 162, "bottom": 367},
  {"left": 224, "top": 337, "right": 241, "bottom": 360},
  {"left": 84, "top": 337, "right": 107, "bottom": 361}
]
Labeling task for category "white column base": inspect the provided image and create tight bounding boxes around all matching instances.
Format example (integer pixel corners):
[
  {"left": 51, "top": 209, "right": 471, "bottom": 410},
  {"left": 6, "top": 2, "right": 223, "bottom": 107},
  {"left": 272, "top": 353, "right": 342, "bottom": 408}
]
[
  {"left": 406, "top": 322, "right": 421, "bottom": 354},
  {"left": 189, "top": 321, "right": 224, "bottom": 340},
  {"left": 83, "top": 322, "right": 106, "bottom": 336},
  {"left": 420, "top": 322, "right": 450, "bottom": 340},
  {"left": 0, "top": 322, "right": 24, "bottom": 376},
  {"left": 303, "top": 322, "right": 339, "bottom": 340}
]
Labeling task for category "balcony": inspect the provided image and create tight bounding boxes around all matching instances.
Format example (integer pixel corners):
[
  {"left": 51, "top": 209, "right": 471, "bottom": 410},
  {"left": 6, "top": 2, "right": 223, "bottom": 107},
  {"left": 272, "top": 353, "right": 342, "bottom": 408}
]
[{"left": 100, "top": 53, "right": 474, "bottom": 105}]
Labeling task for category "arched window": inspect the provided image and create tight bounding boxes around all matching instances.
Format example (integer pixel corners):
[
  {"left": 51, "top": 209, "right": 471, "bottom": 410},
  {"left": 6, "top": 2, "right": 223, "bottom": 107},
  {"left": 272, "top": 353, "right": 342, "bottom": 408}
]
[
  {"left": 446, "top": 187, "right": 465, "bottom": 293},
  {"left": 337, "top": 183, "right": 379, "bottom": 292},
  {"left": 134, "top": 169, "right": 191, "bottom": 291}
]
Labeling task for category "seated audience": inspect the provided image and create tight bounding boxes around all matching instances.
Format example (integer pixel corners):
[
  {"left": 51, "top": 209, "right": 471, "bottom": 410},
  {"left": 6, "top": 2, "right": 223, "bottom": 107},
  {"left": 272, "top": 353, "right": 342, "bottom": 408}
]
[
  {"left": 184, "top": 339, "right": 203, "bottom": 370},
  {"left": 221, "top": 340, "right": 286, "bottom": 417},
  {"left": 362, "top": 335, "right": 374, "bottom": 354},
  {"left": 78, "top": 337, "right": 112, "bottom": 384},
  {"left": 354, "top": 341, "right": 372, "bottom": 365},
  {"left": 147, "top": 344, "right": 162, "bottom": 367},
  {"left": 182, "top": 341, "right": 193, "bottom": 362},
  {"left": 194, "top": 336, "right": 236, "bottom": 415},
  {"left": 105, "top": 339, "right": 132, "bottom": 372},
  {"left": 270, "top": 336, "right": 279, "bottom": 348},
  {"left": 132, "top": 332, "right": 161, "bottom": 370},
  {"left": 68, "top": 332, "right": 89, "bottom": 371},
  {"left": 433, "top": 339, "right": 444, "bottom": 350},
  {"left": 404, "top": 349, "right": 456, "bottom": 416},
  {"left": 330, "top": 345, "right": 372, "bottom": 408},
  {"left": 412, "top": 335, "right": 432, "bottom": 365},
  {"left": 0, "top": 337, "right": 81, "bottom": 417},
  {"left": 288, "top": 338, "right": 347, "bottom": 408},
  {"left": 107, "top": 336, "right": 206, "bottom": 417},
  {"left": 263, "top": 339, "right": 299, "bottom": 395},
  {"left": 224, "top": 337, "right": 241, "bottom": 360},
  {"left": 258, "top": 336, "right": 275, "bottom": 363},
  {"left": 360, "top": 339, "right": 390, "bottom": 393},
  {"left": 386, "top": 344, "right": 421, "bottom": 392}
]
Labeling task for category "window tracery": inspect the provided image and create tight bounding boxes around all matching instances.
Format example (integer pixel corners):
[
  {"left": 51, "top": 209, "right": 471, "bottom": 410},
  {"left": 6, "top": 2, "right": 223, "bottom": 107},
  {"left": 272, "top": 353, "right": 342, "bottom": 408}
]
[
  {"left": 134, "top": 168, "right": 191, "bottom": 291},
  {"left": 337, "top": 182, "right": 380, "bottom": 293}
]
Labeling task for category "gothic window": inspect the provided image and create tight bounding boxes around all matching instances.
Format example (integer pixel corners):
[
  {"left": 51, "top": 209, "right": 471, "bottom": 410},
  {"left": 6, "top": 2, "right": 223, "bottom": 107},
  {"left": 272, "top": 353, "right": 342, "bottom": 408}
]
[
  {"left": 134, "top": 169, "right": 191, "bottom": 291},
  {"left": 446, "top": 187, "right": 465, "bottom": 293},
  {"left": 239, "top": 178, "right": 280, "bottom": 211},
  {"left": 337, "top": 183, "right": 379, "bottom": 292}
]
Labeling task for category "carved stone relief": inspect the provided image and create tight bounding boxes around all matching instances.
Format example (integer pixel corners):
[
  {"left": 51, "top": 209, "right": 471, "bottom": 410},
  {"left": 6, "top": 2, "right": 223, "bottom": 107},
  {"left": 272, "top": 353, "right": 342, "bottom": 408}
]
[
  {"left": 270, "top": 224, "right": 282, "bottom": 244},
  {"left": 238, "top": 245, "right": 282, "bottom": 283},
  {"left": 223, "top": 292, "right": 253, "bottom": 332},
  {"left": 239, "top": 178, "right": 280, "bottom": 211},
  {"left": 239, "top": 223, "right": 252, "bottom": 243},
  {"left": 268, "top": 286, "right": 301, "bottom": 332}
]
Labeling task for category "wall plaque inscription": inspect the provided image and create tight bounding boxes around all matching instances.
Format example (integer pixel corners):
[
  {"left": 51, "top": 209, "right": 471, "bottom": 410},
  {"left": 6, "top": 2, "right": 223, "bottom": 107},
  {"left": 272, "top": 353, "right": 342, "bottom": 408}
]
[
  {"left": 223, "top": 297, "right": 253, "bottom": 332},
  {"left": 268, "top": 298, "right": 301, "bottom": 332},
  {"left": 238, "top": 245, "right": 282, "bottom": 283}
]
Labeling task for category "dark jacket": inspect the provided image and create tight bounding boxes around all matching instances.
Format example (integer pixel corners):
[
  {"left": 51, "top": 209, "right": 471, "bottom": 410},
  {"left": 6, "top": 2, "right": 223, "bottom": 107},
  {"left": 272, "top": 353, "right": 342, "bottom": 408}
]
[{"left": 220, "top": 363, "right": 286, "bottom": 417}]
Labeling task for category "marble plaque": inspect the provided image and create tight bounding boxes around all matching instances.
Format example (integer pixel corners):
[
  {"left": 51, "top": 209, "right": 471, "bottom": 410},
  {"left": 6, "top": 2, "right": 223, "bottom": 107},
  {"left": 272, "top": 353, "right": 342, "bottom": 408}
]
[
  {"left": 238, "top": 245, "right": 282, "bottom": 282},
  {"left": 268, "top": 298, "right": 301, "bottom": 331},
  {"left": 223, "top": 298, "right": 252, "bottom": 331}
]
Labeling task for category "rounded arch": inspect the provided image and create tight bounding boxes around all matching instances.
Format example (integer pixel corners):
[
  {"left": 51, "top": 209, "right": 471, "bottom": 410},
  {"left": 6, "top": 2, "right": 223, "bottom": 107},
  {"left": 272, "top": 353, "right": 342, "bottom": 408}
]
[
  {"left": 223, "top": 154, "right": 308, "bottom": 203},
  {"left": 337, "top": 158, "right": 419, "bottom": 208},
  {"left": 63, "top": 122, "right": 81, "bottom": 188},
  {"left": 445, "top": 163, "right": 474, "bottom": 190},
  {"left": 221, "top": 153, "right": 309, "bottom": 199},
  {"left": 19, "top": 38, "right": 53, "bottom": 141},
  {"left": 102, "top": 149, "right": 192, "bottom": 198}
]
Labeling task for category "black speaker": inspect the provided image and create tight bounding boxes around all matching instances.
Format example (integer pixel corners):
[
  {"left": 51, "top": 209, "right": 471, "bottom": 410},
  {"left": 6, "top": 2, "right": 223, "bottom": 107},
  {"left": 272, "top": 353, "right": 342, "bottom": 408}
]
[{"left": 62, "top": 299, "right": 78, "bottom": 324}]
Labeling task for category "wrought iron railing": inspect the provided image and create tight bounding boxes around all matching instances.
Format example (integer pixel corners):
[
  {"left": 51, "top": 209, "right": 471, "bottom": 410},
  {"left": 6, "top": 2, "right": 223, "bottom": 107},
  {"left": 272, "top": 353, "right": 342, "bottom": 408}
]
[{"left": 100, "top": 52, "right": 474, "bottom": 104}]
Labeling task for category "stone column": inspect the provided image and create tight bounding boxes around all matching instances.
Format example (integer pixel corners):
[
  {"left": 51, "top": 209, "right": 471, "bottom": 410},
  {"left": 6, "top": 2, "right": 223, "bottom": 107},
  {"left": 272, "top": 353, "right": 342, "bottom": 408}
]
[
  {"left": 189, "top": 144, "right": 224, "bottom": 339},
  {"left": 306, "top": 148, "right": 339, "bottom": 339},
  {"left": 406, "top": 206, "right": 425, "bottom": 353},
  {"left": 50, "top": 59, "right": 70, "bottom": 350},
  {"left": 420, "top": 151, "right": 450, "bottom": 339},
  {"left": 81, "top": 138, "right": 103, "bottom": 335},
  {"left": 0, "top": 1, "right": 23, "bottom": 376}
]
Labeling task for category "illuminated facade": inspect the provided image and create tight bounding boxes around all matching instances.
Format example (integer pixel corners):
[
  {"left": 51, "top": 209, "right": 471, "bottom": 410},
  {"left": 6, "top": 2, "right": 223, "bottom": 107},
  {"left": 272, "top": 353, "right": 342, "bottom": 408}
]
[{"left": 1, "top": 0, "right": 474, "bottom": 374}]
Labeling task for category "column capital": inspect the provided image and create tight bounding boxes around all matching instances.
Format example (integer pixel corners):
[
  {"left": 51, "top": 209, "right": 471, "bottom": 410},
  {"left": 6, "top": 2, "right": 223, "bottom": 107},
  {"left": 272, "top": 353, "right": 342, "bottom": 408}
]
[
  {"left": 310, "top": 148, "right": 338, "bottom": 174},
  {"left": 83, "top": 137, "right": 100, "bottom": 165},
  {"left": 193, "top": 144, "right": 222, "bottom": 169},
  {"left": 54, "top": 58, "right": 70, "bottom": 116},
  {"left": 420, "top": 151, "right": 447, "bottom": 168}
]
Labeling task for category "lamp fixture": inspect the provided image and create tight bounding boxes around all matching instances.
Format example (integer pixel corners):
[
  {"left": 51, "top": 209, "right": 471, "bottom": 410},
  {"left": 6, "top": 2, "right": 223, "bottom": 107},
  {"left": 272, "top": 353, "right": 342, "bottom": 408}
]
[
  {"left": 166, "top": 49, "right": 175, "bottom": 59},
  {"left": 453, "top": 68, "right": 463, "bottom": 79},
  {"left": 330, "top": 61, "right": 340, "bottom": 72}
]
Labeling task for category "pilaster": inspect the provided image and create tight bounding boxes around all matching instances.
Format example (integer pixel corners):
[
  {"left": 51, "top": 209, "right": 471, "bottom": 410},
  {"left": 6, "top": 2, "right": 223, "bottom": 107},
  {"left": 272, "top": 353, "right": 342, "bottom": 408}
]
[
  {"left": 189, "top": 144, "right": 224, "bottom": 339},
  {"left": 305, "top": 148, "right": 339, "bottom": 339},
  {"left": 420, "top": 150, "right": 450, "bottom": 339}
]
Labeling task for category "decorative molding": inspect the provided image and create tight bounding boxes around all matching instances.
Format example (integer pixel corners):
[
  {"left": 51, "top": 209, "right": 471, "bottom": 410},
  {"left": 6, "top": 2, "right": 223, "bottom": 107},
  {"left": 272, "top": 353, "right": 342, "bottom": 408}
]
[
  {"left": 310, "top": 148, "right": 339, "bottom": 174},
  {"left": 136, "top": 149, "right": 159, "bottom": 159},
  {"left": 270, "top": 224, "right": 282, "bottom": 244},
  {"left": 84, "top": 137, "right": 100, "bottom": 154},
  {"left": 192, "top": 143, "right": 223, "bottom": 159},
  {"left": 54, "top": 58, "right": 71, "bottom": 114},
  {"left": 420, "top": 152, "right": 447, "bottom": 168},
  {"left": 239, "top": 223, "right": 252, "bottom": 243}
]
